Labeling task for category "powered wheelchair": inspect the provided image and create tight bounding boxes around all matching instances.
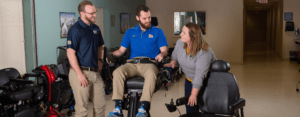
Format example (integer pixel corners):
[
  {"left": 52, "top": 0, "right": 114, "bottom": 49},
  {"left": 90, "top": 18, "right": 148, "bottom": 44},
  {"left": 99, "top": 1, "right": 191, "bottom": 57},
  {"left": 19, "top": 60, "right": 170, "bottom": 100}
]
[
  {"left": 165, "top": 60, "right": 246, "bottom": 117},
  {"left": 0, "top": 64, "right": 74, "bottom": 117},
  {"left": 0, "top": 68, "right": 45, "bottom": 117},
  {"left": 107, "top": 56, "right": 170, "bottom": 117},
  {"left": 105, "top": 17, "right": 176, "bottom": 117}
]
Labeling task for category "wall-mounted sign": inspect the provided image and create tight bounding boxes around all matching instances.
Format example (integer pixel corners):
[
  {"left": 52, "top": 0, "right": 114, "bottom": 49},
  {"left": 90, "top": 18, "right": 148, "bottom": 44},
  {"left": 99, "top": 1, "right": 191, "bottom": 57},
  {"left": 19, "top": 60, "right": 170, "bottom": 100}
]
[
  {"left": 284, "top": 12, "right": 293, "bottom": 21},
  {"left": 256, "top": 0, "right": 268, "bottom": 3}
]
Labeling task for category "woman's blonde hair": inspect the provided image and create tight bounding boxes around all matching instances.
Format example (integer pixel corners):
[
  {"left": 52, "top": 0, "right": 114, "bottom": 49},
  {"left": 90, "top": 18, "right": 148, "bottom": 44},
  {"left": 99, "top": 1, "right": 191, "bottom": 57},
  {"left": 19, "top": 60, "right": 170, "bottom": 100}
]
[{"left": 183, "top": 22, "right": 209, "bottom": 57}]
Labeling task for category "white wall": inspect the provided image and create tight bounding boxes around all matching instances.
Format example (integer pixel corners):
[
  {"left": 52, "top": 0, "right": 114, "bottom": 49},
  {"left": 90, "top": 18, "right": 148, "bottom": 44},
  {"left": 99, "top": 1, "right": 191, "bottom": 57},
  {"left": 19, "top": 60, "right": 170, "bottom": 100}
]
[
  {"left": 147, "top": 0, "right": 244, "bottom": 64},
  {"left": 0, "top": 0, "right": 26, "bottom": 74}
]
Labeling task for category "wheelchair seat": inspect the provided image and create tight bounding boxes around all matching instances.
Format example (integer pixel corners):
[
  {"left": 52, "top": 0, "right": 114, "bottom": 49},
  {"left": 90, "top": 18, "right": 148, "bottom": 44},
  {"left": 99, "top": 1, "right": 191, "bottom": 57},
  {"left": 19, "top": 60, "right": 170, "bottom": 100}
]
[
  {"left": 172, "top": 60, "right": 245, "bottom": 117},
  {"left": 0, "top": 68, "right": 41, "bottom": 117},
  {"left": 0, "top": 88, "right": 34, "bottom": 104},
  {"left": 0, "top": 69, "right": 35, "bottom": 104},
  {"left": 1, "top": 68, "right": 42, "bottom": 94}
]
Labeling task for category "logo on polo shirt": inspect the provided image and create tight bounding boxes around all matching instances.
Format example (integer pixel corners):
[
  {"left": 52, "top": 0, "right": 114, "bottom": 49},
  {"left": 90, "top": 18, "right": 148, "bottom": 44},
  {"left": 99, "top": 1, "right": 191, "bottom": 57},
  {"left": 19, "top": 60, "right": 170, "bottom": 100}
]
[
  {"left": 133, "top": 35, "right": 136, "bottom": 37},
  {"left": 67, "top": 40, "right": 72, "bottom": 45},
  {"left": 93, "top": 30, "right": 98, "bottom": 34},
  {"left": 148, "top": 34, "right": 153, "bottom": 38}
]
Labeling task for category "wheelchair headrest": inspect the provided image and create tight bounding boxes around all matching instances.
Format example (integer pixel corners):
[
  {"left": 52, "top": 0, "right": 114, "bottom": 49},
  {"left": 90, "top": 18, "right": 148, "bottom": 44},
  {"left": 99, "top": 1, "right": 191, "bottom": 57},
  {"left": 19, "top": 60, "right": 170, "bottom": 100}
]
[
  {"left": 151, "top": 17, "right": 158, "bottom": 26},
  {"left": 210, "top": 60, "right": 230, "bottom": 72}
]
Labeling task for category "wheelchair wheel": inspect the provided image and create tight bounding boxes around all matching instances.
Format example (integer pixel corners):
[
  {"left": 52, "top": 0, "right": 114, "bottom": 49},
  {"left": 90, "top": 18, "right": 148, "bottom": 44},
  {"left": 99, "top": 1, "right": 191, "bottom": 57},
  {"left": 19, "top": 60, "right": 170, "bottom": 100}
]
[
  {"left": 105, "top": 79, "right": 113, "bottom": 95},
  {"left": 165, "top": 80, "right": 172, "bottom": 91},
  {"left": 62, "top": 92, "right": 75, "bottom": 109},
  {"left": 175, "top": 70, "right": 181, "bottom": 81},
  {"left": 173, "top": 70, "right": 181, "bottom": 83},
  {"left": 67, "top": 110, "right": 73, "bottom": 116},
  {"left": 172, "top": 73, "right": 178, "bottom": 83},
  {"left": 165, "top": 85, "right": 169, "bottom": 91},
  {"left": 105, "top": 85, "right": 113, "bottom": 95}
]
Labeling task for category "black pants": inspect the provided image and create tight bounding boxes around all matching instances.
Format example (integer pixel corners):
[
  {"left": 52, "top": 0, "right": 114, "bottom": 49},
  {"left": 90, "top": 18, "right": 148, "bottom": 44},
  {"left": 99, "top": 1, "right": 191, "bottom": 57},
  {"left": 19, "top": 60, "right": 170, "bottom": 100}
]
[{"left": 185, "top": 78, "right": 194, "bottom": 114}]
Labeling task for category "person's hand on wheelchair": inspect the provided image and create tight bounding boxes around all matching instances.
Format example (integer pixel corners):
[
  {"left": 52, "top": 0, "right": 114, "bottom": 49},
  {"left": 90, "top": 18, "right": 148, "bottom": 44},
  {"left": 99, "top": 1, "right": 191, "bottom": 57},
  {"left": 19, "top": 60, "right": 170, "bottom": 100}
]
[
  {"left": 164, "top": 60, "right": 176, "bottom": 69},
  {"left": 188, "top": 88, "right": 200, "bottom": 107},
  {"left": 188, "top": 94, "right": 197, "bottom": 106},
  {"left": 155, "top": 53, "right": 164, "bottom": 62},
  {"left": 106, "top": 53, "right": 116, "bottom": 64}
]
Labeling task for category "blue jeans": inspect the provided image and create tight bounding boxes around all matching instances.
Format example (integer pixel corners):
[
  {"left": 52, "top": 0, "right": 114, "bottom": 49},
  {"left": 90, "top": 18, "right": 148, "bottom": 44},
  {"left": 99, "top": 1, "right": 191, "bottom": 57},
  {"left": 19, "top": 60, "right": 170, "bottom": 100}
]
[{"left": 185, "top": 78, "right": 194, "bottom": 114}]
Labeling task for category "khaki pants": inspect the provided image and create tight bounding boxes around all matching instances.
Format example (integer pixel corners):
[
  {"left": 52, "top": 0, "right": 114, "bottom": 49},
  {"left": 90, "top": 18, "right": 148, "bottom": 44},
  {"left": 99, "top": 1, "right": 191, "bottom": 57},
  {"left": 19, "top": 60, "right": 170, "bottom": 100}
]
[
  {"left": 112, "top": 63, "right": 158, "bottom": 102},
  {"left": 69, "top": 69, "right": 106, "bottom": 117}
]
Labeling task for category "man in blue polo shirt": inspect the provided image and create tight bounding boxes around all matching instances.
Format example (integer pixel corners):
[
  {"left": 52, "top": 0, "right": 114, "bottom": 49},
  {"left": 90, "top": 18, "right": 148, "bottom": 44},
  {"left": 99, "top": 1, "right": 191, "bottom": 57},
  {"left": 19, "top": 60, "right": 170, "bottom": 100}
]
[
  {"left": 108, "top": 5, "right": 168, "bottom": 117},
  {"left": 66, "top": 1, "right": 105, "bottom": 117}
]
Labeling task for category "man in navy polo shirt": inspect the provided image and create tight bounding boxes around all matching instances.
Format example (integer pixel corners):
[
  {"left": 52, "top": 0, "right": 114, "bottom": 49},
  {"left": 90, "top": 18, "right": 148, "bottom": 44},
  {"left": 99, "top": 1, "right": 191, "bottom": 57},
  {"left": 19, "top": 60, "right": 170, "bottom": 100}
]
[
  {"left": 108, "top": 5, "right": 168, "bottom": 117},
  {"left": 66, "top": 1, "right": 105, "bottom": 117}
]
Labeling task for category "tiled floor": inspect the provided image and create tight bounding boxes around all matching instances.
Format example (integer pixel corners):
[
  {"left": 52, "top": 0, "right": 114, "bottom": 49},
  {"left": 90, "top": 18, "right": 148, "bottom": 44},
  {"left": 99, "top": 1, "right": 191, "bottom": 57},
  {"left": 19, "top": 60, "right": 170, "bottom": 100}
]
[{"left": 62, "top": 40, "right": 300, "bottom": 117}]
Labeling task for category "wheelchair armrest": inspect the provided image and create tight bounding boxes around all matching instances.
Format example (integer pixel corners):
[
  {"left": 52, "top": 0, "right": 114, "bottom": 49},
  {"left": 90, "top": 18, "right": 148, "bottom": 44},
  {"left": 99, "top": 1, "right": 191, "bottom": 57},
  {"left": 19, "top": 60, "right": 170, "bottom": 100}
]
[
  {"left": 9, "top": 78, "right": 34, "bottom": 84},
  {"left": 228, "top": 98, "right": 246, "bottom": 111},
  {"left": 0, "top": 86, "right": 9, "bottom": 90},
  {"left": 57, "top": 74, "right": 68, "bottom": 80},
  {"left": 32, "top": 68, "right": 46, "bottom": 74},
  {"left": 176, "top": 95, "right": 190, "bottom": 106},
  {"left": 23, "top": 73, "right": 39, "bottom": 78},
  {"left": 157, "top": 57, "right": 169, "bottom": 68}
]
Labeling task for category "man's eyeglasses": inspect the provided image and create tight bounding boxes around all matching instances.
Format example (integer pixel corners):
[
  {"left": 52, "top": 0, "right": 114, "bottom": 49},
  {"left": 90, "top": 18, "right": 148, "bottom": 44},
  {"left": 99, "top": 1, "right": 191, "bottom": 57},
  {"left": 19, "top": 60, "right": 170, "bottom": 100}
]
[{"left": 84, "top": 11, "right": 97, "bottom": 15}]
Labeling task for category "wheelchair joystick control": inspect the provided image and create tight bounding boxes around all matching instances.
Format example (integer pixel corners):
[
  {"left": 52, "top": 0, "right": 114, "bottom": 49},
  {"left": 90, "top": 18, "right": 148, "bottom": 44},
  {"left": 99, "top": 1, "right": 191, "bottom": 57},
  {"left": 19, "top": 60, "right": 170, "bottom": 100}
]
[
  {"left": 107, "top": 53, "right": 116, "bottom": 65},
  {"left": 165, "top": 98, "right": 177, "bottom": 112}
]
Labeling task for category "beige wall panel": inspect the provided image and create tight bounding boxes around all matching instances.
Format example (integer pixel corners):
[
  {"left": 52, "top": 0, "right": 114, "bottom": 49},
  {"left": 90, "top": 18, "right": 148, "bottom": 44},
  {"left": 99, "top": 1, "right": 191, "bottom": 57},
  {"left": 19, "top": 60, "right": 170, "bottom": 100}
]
[
  {"left": 0, "top": 0, "right": 26, "bottom": 74},
  {"left": 95, "top": 7, "right": 104, "bottom": 38},
  {"left": 147, "top": 0, "right": 244, "bottom": 64},
  {"left": 283, "top": 0, "right": 300, "bottom": 60}
]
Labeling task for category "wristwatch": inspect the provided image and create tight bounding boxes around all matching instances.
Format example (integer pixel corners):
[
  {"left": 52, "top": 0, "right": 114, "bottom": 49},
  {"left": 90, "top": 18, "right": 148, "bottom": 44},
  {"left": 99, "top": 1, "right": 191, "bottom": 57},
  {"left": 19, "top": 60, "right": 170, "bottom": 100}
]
[{"left": 98, "top": 58, "right": 104, "bottom": 63}]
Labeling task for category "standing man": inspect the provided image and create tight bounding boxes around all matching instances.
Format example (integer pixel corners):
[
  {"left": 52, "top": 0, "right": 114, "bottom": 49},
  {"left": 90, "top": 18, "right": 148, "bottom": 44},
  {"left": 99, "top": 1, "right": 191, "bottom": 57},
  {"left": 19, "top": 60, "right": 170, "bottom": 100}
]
[
  {"left": 67, "top": 1, "right": 105, "bottom": 117},
  {"left": 108, "top": 5, "right": 168, "bottom": 117}
]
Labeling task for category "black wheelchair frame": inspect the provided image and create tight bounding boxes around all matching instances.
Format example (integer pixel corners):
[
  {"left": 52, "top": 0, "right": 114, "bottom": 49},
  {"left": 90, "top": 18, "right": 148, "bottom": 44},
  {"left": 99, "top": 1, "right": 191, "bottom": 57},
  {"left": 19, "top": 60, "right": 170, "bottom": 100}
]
[
  {"left": 165, "top": 60, "right": 246, "bottom": 117},
  {"left": 0, "top": 68, "right": 45, "bottom": 117},
  {"left": 107, "top": 51, "right": 170, "bottom": 117}
]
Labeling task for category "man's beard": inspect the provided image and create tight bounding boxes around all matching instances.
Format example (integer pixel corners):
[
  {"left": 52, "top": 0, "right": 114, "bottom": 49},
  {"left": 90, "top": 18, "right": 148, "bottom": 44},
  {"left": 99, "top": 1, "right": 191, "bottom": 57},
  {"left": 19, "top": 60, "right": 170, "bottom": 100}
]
[
  {"left": 139, "top": 21, "right": 151, "bottom": 29},
  {"left": 86, "top": 17, "right": 95, "bottom": 24}
]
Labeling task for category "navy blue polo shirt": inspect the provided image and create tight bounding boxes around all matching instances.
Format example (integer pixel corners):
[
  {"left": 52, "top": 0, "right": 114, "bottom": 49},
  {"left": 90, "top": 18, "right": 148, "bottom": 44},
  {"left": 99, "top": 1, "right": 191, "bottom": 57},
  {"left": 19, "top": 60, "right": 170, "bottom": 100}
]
[
  {"left": 120, "top": 24, "right": 168, "bottom": 59},
  {"left": 67, "top": 17, "right": 104, "bottom": 68}
]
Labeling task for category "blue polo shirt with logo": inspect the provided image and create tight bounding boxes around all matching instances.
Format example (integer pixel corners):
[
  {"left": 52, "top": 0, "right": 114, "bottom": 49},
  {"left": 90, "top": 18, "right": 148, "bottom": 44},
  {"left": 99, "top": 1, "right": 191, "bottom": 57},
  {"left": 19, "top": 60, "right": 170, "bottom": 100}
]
[
  {"left": 67, "top": 17, "right": 104, "bottom": 68},
  {"left": 120, "top": 24, "right": 168, "bottom": 59}
]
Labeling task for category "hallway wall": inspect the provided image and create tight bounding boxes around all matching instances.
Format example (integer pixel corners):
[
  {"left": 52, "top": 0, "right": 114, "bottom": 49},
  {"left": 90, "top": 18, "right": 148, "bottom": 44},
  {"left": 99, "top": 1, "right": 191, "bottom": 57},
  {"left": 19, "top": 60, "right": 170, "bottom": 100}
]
[
  {"left": 246, "top": 11, "right": 268, "bottom": 42},
  {"left": 243, "top": 1, "right": 247, "bottom": 58},
  {"left": 266, "top": 9, "right": 271, "bottom": 49},
  {"left": 283, "top": 0, "right": 300, "bottom": 60},
  {"left": 275, "top": 1, "right": 283, "bottom": 58},
  {"left": 147, "top": 0, "right": 244, "bottom": 64},
  {"left": 267, "top": 2, "right": 282, "bottom": 56}
]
